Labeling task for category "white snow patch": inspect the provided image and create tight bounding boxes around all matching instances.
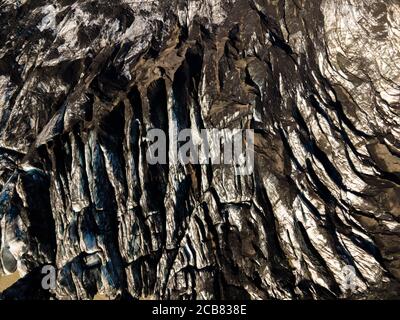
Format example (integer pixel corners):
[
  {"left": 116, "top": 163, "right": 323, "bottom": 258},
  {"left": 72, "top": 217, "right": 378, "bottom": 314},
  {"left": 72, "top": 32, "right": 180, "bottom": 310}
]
[{"left": 37, "top": 5, "right": 58, "bottom": 33}]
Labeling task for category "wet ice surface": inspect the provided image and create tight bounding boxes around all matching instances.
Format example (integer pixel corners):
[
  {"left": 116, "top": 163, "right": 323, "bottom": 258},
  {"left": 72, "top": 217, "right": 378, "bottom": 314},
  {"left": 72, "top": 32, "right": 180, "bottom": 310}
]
[{"left": 0, "top": 0, "right": 399, "bottom": 300}]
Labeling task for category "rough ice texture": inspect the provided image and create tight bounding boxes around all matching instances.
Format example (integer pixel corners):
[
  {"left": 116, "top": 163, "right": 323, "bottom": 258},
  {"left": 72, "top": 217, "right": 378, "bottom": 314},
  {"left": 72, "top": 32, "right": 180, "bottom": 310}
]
[{"left": 0, "top": 0, "right": 399, "bottom": 300}]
